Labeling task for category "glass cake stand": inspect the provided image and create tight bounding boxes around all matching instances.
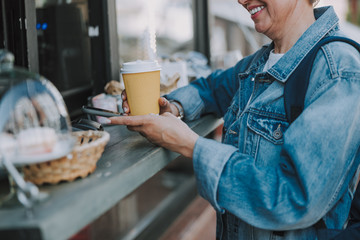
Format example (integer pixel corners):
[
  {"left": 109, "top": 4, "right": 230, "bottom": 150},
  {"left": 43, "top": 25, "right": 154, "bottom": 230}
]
[{"left": 0, "top": 50, "right": 75, "bottom": 214}]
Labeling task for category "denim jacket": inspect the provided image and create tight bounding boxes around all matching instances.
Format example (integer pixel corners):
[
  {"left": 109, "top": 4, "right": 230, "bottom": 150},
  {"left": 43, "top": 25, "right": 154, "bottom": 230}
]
[{"left": 167, "top": 6, "right": 360, "bottom": 239}]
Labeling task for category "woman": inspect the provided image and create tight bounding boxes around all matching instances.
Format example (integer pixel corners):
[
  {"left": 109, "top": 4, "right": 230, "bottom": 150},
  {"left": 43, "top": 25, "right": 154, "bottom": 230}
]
[{"left": 111, "top": 1, "right": 360, "bottom": 239}]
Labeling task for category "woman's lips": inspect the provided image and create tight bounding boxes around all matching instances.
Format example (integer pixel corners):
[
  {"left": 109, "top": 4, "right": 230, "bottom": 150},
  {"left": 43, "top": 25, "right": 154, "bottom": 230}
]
[{"left": 249, "top": 6, "right": 265, "bottom": 19}]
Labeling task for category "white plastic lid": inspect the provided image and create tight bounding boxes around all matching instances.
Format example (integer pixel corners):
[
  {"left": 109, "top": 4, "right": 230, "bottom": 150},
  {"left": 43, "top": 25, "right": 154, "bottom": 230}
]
[{"left": 121, "top": 60, "right": 161, "bottom": 74}]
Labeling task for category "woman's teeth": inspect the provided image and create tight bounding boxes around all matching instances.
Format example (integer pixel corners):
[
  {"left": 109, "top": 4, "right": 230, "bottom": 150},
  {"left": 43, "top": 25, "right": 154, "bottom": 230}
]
[{"left": 249, "top": 6, "right": 265, "bottom": 15}]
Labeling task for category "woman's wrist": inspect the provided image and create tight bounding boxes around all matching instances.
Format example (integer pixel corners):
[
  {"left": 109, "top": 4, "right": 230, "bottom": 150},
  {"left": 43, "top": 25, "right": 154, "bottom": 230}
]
[
  {"left": 180, "top": 131, "right": 199, "bottom": 158},
  {"left": 169, "top": 100, "right": 184, "bottom": 120}
]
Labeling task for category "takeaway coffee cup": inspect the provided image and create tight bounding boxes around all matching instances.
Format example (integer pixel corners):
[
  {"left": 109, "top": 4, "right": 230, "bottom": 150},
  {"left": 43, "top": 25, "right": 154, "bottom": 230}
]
[{"left": 121, "top": 60, "right": 161, "bottom": 116}]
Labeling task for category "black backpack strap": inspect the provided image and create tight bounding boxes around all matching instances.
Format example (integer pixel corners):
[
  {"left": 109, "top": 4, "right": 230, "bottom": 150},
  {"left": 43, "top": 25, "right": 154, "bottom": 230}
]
[{"left": 284, "top": 36, "right": 360, "bottom": 124}]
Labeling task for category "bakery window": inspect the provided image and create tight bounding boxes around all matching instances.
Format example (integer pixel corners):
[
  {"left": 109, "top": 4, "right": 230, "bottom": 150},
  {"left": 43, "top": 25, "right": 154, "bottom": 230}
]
[
  {"left": 116, "top": 0, "right": 194, "bottom": 62},
  {"left": 0, "top": 0, "right": 215, "bottom": 239},
  {"left": 0, "top": 0, "right": 119, "bottom": 118},
  {"left": 68, "top": 1, "right": 207, "bottom": 239},
  {"left": 36, "top": 1, "right": 92, "bottom": 93},
  {"left": 209, "top": 0, "right": 269, "bottom": 70}
]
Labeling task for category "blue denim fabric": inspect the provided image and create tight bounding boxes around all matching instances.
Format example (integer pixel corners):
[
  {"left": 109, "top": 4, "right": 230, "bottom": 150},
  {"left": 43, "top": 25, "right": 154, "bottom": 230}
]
[{"left": 166, "top": 6, "right": 360, "bottom": 240}]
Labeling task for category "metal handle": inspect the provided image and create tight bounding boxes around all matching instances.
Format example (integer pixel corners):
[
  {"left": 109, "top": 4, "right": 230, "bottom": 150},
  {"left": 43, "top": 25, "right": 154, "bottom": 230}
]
[{"left": 1, "top": 156, "right": 39, "bottom": 209}]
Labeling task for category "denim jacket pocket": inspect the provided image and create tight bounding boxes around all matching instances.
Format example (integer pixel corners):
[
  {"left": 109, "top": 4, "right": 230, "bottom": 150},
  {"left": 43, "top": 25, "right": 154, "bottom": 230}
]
[{"left": 247, "top": 111, "right": 289, "bottom": 145}]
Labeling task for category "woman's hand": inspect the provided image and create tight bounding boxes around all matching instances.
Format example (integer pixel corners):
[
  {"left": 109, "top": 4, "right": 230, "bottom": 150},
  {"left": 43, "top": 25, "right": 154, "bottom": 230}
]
[
  {"left": 110, "top": 112, "right": 199, "bottom": 158},
  {"left": 121, "top": 90, "right": 181, "bottom": 117}
]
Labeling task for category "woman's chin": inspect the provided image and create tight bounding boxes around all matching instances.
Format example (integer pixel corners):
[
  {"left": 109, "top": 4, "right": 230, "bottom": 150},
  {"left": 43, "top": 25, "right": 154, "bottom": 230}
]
[
  {"left": 254, "top": 25, "right": 266, "bottom": 34},
  {"left": 254, "top": 24, "right": 272, "bottom": 38}
]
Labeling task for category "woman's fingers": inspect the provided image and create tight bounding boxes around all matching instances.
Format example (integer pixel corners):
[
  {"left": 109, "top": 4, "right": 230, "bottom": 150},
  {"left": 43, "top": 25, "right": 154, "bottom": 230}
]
[
  {"left": 121, "top": 90, "right": 130, "bottom": 114},
  {"left": 121, "top": 90, "right": 127, "bottom": 100},
  {"left": 122, "top": 101, "right": 130, "bottom": 114},
  {"left": 159, "top": 97, "right": 171, "bottom": 114},
  {"left": 159, "top": 97, "right": 169, "bottom": 107},
  {"left": 121, "top": 94, "right": 174, "bottom": 116},
  {"left": 127, "top": 125, "right": 143, "bottom": 132},
  {"left": 110, "top": 113, "right": 197, "bottom": 158},
  {"left": 110, "top": 115, "right": 143, "bottom": 126},
  {"left": 110, "top": 114, "right": 158, "bottom": 126},
  {"left": 159, "top": 97, "right": 179, "bottom": 115}
]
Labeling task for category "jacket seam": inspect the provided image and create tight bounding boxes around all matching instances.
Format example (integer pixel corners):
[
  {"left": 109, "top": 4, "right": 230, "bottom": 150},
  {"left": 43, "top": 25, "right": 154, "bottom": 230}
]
[{"left": 322, "top": 45, "right": 338, "bottom": 78}]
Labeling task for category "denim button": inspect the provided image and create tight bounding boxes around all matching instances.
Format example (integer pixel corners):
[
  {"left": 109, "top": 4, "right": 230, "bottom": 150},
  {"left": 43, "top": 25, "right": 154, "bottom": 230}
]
[{"left": 273, "top": 124, "right": 283, "bottom": 140}]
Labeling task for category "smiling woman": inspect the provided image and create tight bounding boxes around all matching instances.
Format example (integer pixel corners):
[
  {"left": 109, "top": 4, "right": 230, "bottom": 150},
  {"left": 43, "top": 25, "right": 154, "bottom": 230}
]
[
  {"left": 237, "top": 0, "right": 315, "bottom": 53},
  {"left": 111, "top": 0, "right": 360, "bottom": 239}
]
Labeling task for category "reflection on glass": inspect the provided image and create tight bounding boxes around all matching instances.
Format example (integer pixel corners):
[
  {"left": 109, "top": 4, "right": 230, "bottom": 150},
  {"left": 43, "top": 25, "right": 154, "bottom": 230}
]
[
  {"left": 116, "top": 0, "right": 194, "bottom": 62},
  {"left": 35, "top": 0, "right": 92, "bottom": 92}
]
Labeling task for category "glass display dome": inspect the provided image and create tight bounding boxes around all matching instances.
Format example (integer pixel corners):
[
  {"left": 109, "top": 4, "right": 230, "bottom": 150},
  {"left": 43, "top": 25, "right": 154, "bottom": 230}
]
[{"left": 0, "top": 50, "right": 75, "bottom": 165}]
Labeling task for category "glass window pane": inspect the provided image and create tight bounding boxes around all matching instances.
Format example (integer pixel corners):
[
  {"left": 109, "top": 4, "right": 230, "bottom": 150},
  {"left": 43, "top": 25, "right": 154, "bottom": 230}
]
[
  {"left": 209, "top": 0, "right": 269, "bottom": 69},
  {"left": 35, "top": 0, "right": 92, "bottom": 93},
  {"left": 116, "top": 0, "right": 194, "bottom": 63}
]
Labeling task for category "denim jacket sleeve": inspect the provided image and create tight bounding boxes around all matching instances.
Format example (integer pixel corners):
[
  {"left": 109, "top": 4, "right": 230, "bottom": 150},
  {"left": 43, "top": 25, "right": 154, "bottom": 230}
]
[
  {"left": 193, "top": 44, "right": 360, "bottom": 230},
  {"left": 165, "top": 67, "right": 240, "bottom": 121}
]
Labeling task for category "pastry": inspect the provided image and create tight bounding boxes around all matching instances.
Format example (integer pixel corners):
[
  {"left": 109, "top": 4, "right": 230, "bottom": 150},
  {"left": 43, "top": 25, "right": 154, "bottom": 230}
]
[
  {"left": 17, "top": 127, "right": 57, "bottom": 155},
  {"left": 0, "top": 133, "right": 16, "bottom": 157}
]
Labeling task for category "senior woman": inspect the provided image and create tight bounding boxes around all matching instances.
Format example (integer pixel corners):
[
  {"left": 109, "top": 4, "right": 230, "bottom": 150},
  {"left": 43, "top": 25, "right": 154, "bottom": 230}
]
[{"left": 112, "top": 0, "right": 360, "bottom": 239}]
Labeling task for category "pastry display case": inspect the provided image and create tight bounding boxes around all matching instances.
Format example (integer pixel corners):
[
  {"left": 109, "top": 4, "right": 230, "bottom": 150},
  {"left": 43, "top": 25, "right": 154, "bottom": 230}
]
[{"left": 0, "top": 50, "right": 75, "bottom": 209}]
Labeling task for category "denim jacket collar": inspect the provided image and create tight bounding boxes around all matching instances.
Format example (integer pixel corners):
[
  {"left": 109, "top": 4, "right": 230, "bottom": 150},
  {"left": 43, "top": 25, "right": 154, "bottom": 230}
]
[{"left": 262, "top": 6, "right": 340, "bottom": 83}]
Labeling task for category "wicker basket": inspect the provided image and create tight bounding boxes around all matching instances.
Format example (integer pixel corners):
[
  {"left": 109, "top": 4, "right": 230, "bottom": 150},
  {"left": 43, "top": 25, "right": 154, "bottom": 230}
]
[{"left": 23, "top": 130, "right": 110, "bottom": 185}]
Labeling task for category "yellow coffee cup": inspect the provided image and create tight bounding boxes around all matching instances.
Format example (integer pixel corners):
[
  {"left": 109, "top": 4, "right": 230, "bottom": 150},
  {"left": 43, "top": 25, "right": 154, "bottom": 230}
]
[{"left": 121, "top": 60, "right": 161, "bottom": 116}]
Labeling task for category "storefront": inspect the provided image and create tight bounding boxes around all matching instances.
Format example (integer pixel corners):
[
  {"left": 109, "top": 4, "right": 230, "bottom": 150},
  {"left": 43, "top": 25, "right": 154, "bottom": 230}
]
[
  {"left": 0, "top": 0, "right": 221, "bottom": 239},
  {"left": 6, "top": 1, "right": 357, "bottom": 239},
  {"left": 0, "top": 0, "right": 304, "bottom": 240}
]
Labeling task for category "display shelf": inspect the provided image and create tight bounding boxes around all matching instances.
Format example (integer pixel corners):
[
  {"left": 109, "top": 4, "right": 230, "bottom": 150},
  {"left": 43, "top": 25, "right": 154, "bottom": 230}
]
[{"left": 0, "top": 115, "right": 223, "bottom": 240}]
